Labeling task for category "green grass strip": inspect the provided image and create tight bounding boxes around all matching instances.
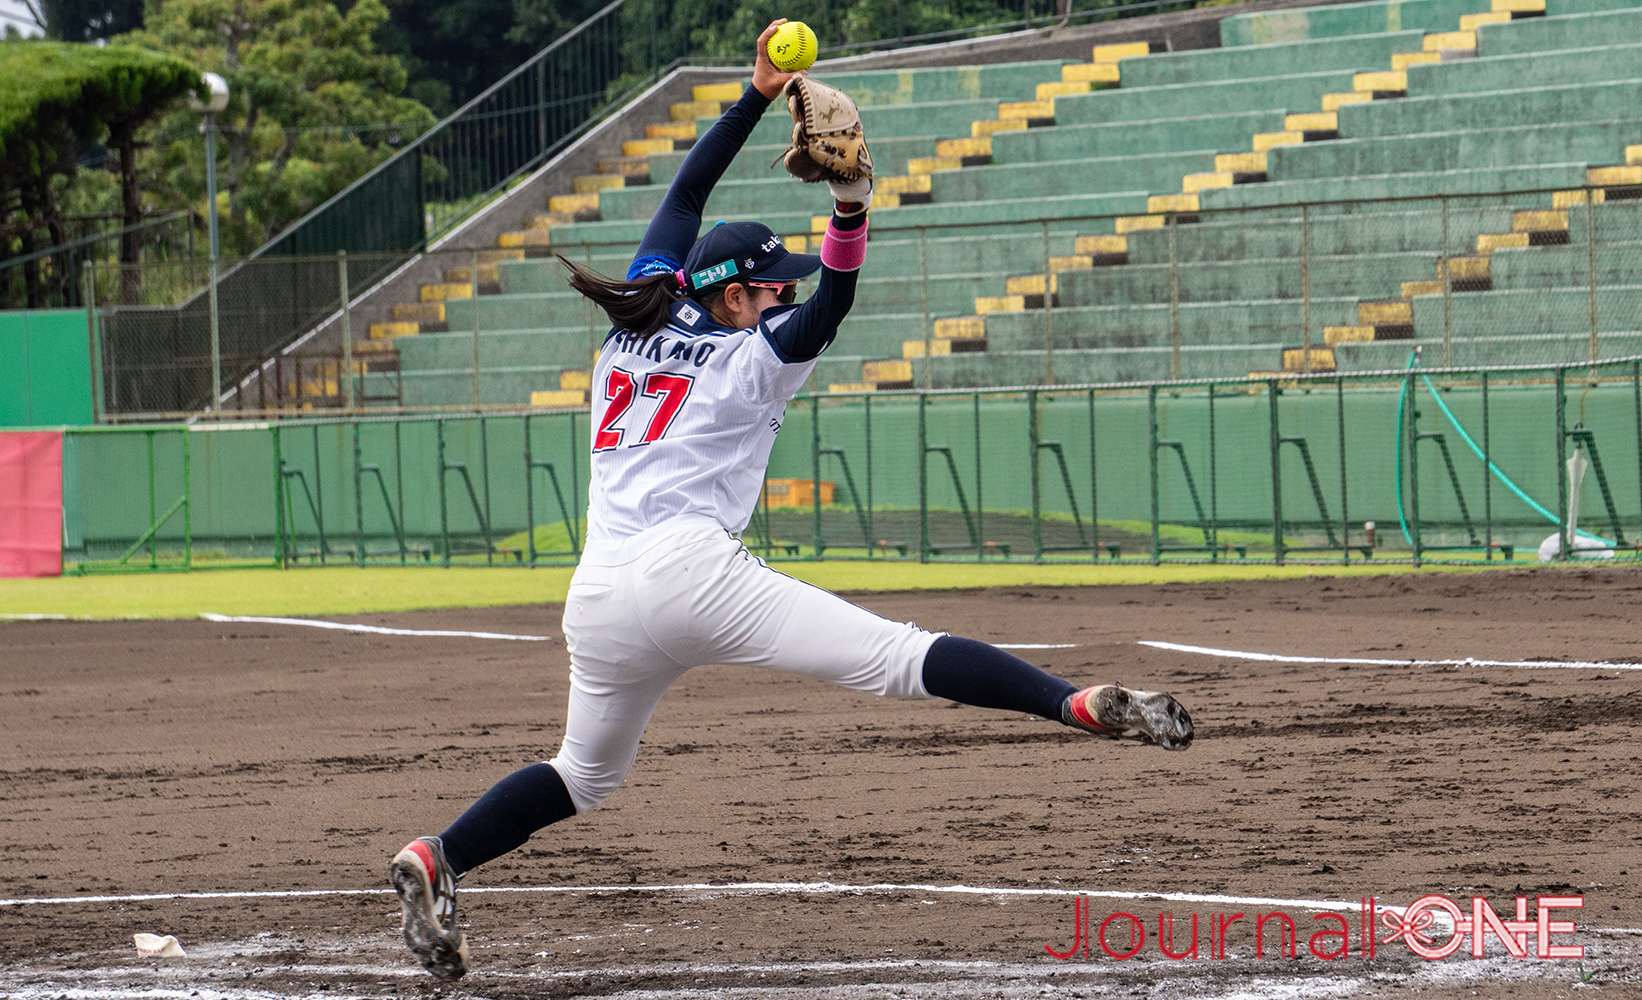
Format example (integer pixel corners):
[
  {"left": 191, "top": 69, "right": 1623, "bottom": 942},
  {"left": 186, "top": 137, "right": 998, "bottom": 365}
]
[{"left": 0, "top": 560, "right": 1501, "bottom": 621}]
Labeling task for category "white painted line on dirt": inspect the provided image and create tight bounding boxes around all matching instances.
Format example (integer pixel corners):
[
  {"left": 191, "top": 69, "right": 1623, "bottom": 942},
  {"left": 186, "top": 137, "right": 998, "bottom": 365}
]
[
  {"left": 1140, "top": 640, "right": 1642, "bottom": 671},
  {"left": 995, "top": 643, "right": 1078, "bottom": 649},
  {"left": 0, "top": 880, "right": 1357, "bottom": 913},
  {"left": 198, "top": 613, "right": 554, "bottom": 642}
]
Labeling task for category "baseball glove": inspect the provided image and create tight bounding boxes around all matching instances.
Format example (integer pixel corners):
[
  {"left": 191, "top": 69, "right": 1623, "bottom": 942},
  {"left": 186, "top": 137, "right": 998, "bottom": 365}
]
[{"left": 777, "top": 74, "right": 874, "bottom": 184}]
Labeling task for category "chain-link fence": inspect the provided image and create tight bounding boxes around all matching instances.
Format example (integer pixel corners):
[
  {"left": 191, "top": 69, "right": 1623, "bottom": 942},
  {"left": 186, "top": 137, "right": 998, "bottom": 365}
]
[
  {"left": 61, "top": 354, "right": 1642, "bottom": 572},
  {"left": 83, "top": 183, "right": 1642, "bottom": 421}
]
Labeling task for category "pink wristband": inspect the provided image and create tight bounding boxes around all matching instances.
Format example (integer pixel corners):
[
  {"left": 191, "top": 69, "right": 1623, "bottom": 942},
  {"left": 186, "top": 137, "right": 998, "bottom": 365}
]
[{"left": 820, "top": 219, "right": 868, "bottom": 272}]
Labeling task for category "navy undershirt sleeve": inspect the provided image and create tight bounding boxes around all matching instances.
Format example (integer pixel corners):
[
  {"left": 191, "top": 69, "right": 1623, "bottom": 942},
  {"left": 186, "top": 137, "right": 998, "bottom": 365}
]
[
  {"left": 760, "top": 208, "right": 867, "bottom": 363},
  {"left": 633, "top": 86, "right": 776, "bottom": 269}
]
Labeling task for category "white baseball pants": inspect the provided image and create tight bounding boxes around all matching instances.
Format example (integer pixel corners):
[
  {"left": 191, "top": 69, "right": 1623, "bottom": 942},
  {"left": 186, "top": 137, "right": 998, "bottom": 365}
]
[{"left": 549, "top": 517, "right": 940, "bottom": 813}]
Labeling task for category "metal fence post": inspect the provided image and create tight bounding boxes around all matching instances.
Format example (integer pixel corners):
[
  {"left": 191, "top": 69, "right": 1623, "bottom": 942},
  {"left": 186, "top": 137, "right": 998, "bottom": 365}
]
[
  {"left": 437, "top": 418, "right": 451, "bottom": 567},
  {"left": 1029, "top": 389, "right": 1042, "bottom": 561},
  {"left": 1481, "top": 372, "right": 1492, "bottom": 560},
  {"left": 182, "top": 429, "right": 192, "bottom": 570},
  {"left": 976, "top": 392, "right": 986, "bottom": 562},
  {"left": 1556, "top": 366, "right": 1569, "bottom": 561},
  {"left": 1209, "top": 383, "right": 1219, "bottom": 562},
  {"left": 1301, "top": 204, "right": 1312, "bottom": 372},
  {"left": 481, "top": 418, "right": 494, "bottom": 563},
  {"left": 1267, "top": 379, "right": 1283, "bottom": 565},
  {"left": 1336, "top": 377, "right": 1348, "bottom": 564},
  {"left": 1087, "top": 388, "right": 1098, "bottom": 563},
  {"left": 82, "top": 261, "right": 102, "bottom": 423},
  {"left": 1148, "top": 384, "right": 1161, "bottom": 565},
  {"left": 811, "top": 396, "right": 823, "bottom": 559},
  {"left": 1441, "top": 195, "right": 1452, "bottom": 368},
  {"left": 472, "top": 248, "right": 483, "bottom": 408},
  {"left": 1168, "top": 213, "right": 1181, "bottom": 381},
  {"left": 918, "top": 393, "right": 929, "bottom": 561},
  {"left": 208, "top": 257, "right": 222, "bottom": 412},
  {"left": 272, "top": 425, "right": 286, "bottom": 567},
  {"left": 311, "top": 424, "right": 327, "bottom": 564},
  {"left": 353, "top": 420, "right": 365, "bottom": 566},
  {"left": 339, "top": 251, "right": 355, "bottom": 410},
  {"left": 918, "top": 227, "right": 933, "bottom": 389},
  {"left": 1042, "top": 220, "right": 1055, "bottom": 385},
  {"left": 1407, "top": 372, "right": 1423, "bottom": 567},
  {"left": 1587, "top": 195, "right": 1599, "bottom": 362}
]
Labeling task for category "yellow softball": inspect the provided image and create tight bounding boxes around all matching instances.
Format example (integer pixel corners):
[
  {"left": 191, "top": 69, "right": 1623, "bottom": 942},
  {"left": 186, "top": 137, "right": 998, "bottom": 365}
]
[{"left": 767, "top": 21, "right": 818, "bottom": 73}]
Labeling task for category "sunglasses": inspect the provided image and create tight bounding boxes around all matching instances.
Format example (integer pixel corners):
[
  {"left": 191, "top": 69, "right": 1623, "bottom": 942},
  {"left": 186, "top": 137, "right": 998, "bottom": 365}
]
[{"left": 747, "top": 279, "right": 798, "bottom": 305}]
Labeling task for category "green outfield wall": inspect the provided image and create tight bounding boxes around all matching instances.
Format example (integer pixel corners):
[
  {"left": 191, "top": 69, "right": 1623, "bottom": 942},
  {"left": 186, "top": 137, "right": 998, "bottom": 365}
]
[
  {"left": 52, "top": 358, "right": 1642, "bottom": 570},
  {"left": 0, "top": 310, "right": 95, "bottom": 427}
]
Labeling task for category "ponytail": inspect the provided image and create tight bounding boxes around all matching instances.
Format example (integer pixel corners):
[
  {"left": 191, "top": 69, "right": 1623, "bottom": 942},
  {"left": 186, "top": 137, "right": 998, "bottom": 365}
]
[{"left": 559, "top": 256, "right": 690, "bottom": 337}]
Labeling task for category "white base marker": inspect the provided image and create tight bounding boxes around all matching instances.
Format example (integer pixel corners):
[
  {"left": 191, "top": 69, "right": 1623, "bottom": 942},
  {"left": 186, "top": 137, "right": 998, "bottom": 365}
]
[
  {"left": 199, "top": 613, "right": 552, "bottom": 641},
  {"left": 1140, "top": 640, "right": 1642, "bottom": 671}
]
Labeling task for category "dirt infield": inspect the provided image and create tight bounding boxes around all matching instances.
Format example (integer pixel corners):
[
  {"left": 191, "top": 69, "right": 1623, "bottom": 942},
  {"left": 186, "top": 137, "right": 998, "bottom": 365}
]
[{"left": 3, "top": 567, "right": 1641, "bottom": 998}]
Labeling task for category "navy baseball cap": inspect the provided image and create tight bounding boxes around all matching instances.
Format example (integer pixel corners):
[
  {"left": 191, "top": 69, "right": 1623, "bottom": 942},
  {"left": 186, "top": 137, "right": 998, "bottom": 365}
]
[{"left": 682, "top": 221, "right": 820, "bottom": 291}]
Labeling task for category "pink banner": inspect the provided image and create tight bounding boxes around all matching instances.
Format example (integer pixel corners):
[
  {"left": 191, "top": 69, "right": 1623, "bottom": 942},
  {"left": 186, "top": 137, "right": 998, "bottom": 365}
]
[{"left": 0, "top": 431, "right": 63, "bottom": 578}]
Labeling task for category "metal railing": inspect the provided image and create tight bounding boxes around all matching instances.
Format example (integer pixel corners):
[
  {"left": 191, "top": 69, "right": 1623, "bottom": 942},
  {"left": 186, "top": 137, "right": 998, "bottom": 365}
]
[
  {"left": 85, "top": 181, "right": 1642, "bottom": 420},
  {"left": 58, "top": 355, "right": 1642, "bottom": 572},
  {"left": 82, "top": 0, "right": 1255, "bottom": 416}
]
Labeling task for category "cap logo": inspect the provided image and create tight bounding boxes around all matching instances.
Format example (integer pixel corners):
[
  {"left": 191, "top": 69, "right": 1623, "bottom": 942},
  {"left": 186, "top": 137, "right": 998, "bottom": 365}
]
[
  {"left": 689, "top": 259, "right": 738, "bottom": 289},
  {"left": 761, "top": 237, "right": 781, "bottom": 252}
]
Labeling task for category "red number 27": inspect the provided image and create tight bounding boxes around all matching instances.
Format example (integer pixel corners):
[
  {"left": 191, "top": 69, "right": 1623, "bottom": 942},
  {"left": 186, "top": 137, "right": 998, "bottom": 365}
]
[{"left": 594, "top": 368, "right": 695, "bottom": 451}]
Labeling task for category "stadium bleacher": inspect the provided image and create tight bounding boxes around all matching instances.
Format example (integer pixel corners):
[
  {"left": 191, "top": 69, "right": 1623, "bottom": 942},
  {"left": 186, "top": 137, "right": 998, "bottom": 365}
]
[{"left": 357, "top": 0, "right": 1642, "bottom": 406}]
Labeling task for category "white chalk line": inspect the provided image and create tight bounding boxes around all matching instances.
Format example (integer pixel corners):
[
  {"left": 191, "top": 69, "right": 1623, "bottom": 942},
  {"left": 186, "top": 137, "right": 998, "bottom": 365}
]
[
  {"left": 198, "top": 613, "right": 554, "bottom": 642},
  {"left": 0, "top": 880, "right": 1357, "bottom": 913},
  {"left": 1140, "top": 640, "right": 1642, "bottom": 671}
]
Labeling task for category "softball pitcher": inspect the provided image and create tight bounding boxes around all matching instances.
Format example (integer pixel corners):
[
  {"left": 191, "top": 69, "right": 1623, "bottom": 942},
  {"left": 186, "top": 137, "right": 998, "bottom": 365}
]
[{"left": 390, "top": 21, "right": 1194, "bottom": 980}]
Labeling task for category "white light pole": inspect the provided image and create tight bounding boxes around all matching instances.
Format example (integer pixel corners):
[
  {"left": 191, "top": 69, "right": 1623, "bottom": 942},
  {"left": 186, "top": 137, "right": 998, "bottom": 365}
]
[{"left": 189, "top": 72, "right": 230, "bottom": 411}]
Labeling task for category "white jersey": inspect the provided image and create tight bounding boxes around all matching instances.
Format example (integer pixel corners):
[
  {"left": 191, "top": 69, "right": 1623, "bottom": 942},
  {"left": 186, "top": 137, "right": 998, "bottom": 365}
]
[{"left": 582, "top": 299, "right": 813, "bottom": 547}]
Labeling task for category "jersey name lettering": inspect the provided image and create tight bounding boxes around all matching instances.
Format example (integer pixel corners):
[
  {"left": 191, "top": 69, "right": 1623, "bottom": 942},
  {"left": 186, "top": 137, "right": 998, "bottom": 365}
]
[{"left": 610, "top": 331, "right": 717, "bottom": 367}]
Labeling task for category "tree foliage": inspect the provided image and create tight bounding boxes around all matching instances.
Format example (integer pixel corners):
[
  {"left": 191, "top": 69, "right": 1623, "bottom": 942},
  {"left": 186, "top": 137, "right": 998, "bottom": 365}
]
[
  {"left": 0, "top": 40, "right": 196, "bottom": 304},
  {"left": 42, "top": 0, "right": 144, "bottom": 42},
  {"left": 127, "top": 0, "right": 436, "bottom": 256}
]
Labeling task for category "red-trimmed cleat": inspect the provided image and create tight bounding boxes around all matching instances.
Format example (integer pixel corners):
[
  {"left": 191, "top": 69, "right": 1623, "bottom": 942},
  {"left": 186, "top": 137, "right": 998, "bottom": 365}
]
[
  {"left": 1064, "top": 684, "right": 1194, "bottom": 750},
  {"left": 390, "top": 836, "right": 469, "bottom": 980}
]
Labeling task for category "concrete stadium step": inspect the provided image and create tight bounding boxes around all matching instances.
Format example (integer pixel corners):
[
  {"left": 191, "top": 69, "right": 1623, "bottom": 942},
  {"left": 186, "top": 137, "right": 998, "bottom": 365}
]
[
  {"left": 728, "top": 98, "right": 1006, "bottom": 147},
  {"left": 988, "top": 110, "right": 1289, "bottom": 163},
  {"left": 1410, "top": 283, "right": 1642, "bottom": 336},
  {"left": 797, "top": 60, "right": 1073, "bottom": 105},
  {"left": 596, "top": 174, "right": 838, "bottom": 221},
  {"left": 398, "top": 365, "right": 581, "bottom": 408},
  {"left": 1221, "top": 0, "right": 1494, "bottom": 47},
  {"left": 396, "top": 327, "right": 601, "bottom": 370},
  {"left": 646, "top": 135, "right": 944, "bottom": 186},
  {"left": 928, "top": 151, "right": 1221, "bottom": 203},
  {"left": 1201, "top": 163, "right": 1589, "bottom": 211},
  {"left": 1333, "top": 330, "right": 1642, "bottom": 369},
  {"left": 1342, "top": 75, "right": 1642, "bottom": 137},
  {"left": 547, "top": 209, "right": 820, "bottom": 249},
  {"left": 1122, "top": 31, "right": 1426, "bottom": 87},
  {"left": 1477, "top": 6, "right": 1642, "bottom": 55},
  {"left": 1408, "top": 41, "right": 1642, "bottom": 95},
  {"left": 1054, "top": 251, "right": 1438, "bottom": 305},
  {"left": 1265, "top": 120, "right": 1642, "bottom": 183},
  {"left": 1053, "top": 70, "right": 1362, "bottom": 127},
  {"left": 892, "top": 344, "right": 1295, "bottom": 387},
  {"left": 1487, "top": 240, "right": 1642, "bottom": 288},
  {"left": 1119, "top": 207, "right": 1516, "bottom": 263},
  {"left": 954, "top": 297, "right": 1360, "bottom": 349}
]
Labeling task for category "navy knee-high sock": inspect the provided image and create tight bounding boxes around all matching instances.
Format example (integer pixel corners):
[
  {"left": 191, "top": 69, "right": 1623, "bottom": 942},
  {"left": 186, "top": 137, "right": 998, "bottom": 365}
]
[
  {"left": 438, "top": 762, "right": 576, "bottom": 877},
  {"left": 920, "top": 635, "right": 1078, "bottom": 722}
]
